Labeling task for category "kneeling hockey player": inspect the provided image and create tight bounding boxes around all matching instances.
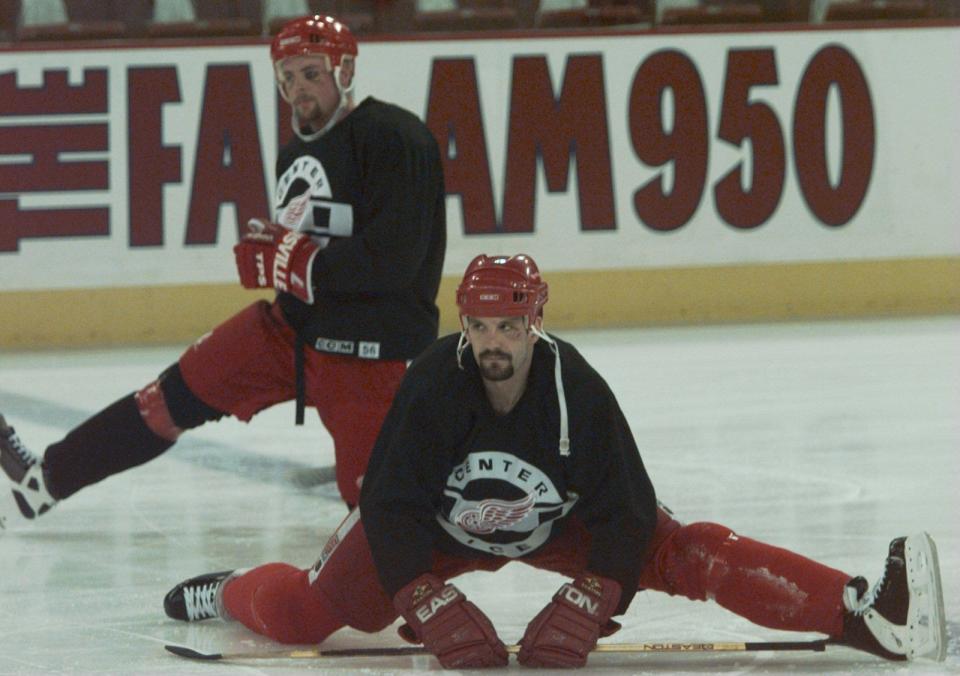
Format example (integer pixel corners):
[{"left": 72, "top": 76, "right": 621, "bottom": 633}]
[{"left": 163, "top": 253, "right": 946, "bottom": 668}]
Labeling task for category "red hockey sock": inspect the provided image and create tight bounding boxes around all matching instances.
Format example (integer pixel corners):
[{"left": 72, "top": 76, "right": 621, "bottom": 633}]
[
  {"left": 641, "top": 522, "right": 849, "bottom": 637},
  {"left": 222, "top": 563, "right": 345, "bottom": 644}
]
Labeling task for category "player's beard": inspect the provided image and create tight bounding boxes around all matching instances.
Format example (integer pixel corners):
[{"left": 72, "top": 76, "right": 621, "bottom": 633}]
[
  {"left": 478, "top": 349, "right": 514, "bottom": 381},
  {"left": 294, "top": 95, "right": 335, "bottom": 131}
]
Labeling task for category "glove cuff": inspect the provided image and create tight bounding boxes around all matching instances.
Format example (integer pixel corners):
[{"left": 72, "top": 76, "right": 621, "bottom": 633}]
[
  {"left": 554, "top": 573, "right": 622, "bottom": 624},
  {"left": 393, "top": 574, "right": 445, "bottom": 612},
  {"left": 393, "top": 574, "right": 466, "bottom": 628},
  {"left": 273, "top": 230, "right": 318, "bottom": 304}
]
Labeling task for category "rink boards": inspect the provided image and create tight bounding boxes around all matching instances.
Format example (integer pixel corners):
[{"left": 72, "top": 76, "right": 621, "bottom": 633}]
[{"left": 0, "top": 22, "right": 958, "bottom": 347}]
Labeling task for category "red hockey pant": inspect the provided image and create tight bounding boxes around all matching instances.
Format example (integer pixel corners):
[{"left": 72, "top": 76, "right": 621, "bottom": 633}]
[
  {"left": 178, "top": 300, "right": 407, "bottom": 505},
  {"left": 222, "top": 507, "right": 851, "bottom": 644}
]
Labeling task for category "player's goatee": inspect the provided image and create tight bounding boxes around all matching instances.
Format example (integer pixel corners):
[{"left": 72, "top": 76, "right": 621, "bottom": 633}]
[{"left": 478, "top": 350, "right": 514, "bottom": 381}]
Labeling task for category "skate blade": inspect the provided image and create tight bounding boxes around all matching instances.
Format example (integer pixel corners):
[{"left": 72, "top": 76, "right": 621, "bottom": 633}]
[{"left": 905, "top": 532, "right": 947, "bottom": 661}]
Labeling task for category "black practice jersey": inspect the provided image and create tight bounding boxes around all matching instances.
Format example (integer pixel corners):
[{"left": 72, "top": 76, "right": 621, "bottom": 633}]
[
  {"left": 360, "top": 333, "right": 658, "bottom": 615},
  {"left": 274, "top": 97, "right": 446, "bottom": 361}
]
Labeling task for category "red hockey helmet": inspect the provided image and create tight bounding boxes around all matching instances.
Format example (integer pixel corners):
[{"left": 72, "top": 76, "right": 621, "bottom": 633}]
[
  {"left": 456, "top": 254, "right": 549, "bottom": 325},
  {"left": 270, "top": 15, "right": 358, "bottom": 69}
]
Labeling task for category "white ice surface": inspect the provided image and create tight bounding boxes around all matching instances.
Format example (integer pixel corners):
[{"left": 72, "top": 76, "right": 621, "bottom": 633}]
[{"left": 0, "top": 316, "right": 957, "bottom": 675}]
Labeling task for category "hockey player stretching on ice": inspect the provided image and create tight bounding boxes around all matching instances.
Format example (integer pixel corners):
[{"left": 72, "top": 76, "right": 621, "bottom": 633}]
[
  {"left": 162, "top": 254, "right": 946, "bottom": 668},
  {"left": 0, "top": 15, "right": 446, "bottom": 523}
]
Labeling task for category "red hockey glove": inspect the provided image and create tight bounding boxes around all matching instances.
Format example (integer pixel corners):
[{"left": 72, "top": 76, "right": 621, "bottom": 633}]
[
  {"left": 518, "top": 573, "right": 622, "bottom": 668},
  {"left": 233, "top": 218, "right": 318, "bottom": 303},
  {"left": 393, "top": 573, "right": 508, "bottom": 669}
]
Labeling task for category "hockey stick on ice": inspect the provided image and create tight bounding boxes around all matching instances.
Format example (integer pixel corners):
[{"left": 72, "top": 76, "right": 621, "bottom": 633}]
[{"left": 165, "top": 639, "right": 829, "bottom": 661}]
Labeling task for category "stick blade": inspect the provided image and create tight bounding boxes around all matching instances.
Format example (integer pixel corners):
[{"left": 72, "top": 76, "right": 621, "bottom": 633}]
[
  {"left": 744, "top": 639, "right": 828, "bottom": 652},
  {"left": 165, "top": 644, "right": 222, "bottom": 661}
]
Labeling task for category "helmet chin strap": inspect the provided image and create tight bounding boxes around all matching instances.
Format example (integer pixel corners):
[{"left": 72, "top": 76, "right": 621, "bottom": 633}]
[
  {"left": 529, "top": 323, "right": 570, "bottom": 457},
  {"left": 455, "top": 329, "right": 470, "bottom": 370}
]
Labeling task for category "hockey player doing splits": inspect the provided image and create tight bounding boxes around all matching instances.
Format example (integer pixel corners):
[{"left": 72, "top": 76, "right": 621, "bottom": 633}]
[
  {"left": 162, "top": 253, "right": 946, "bottom": 668},
  {"left": 0, "top": 14, "right": 446, "bottom": 526}
]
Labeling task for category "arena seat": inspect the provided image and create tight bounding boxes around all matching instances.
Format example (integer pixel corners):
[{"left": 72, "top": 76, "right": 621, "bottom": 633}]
[
  {"left": 536, "top": 1, "right": 652, "bottom": 29},
  {"left": 413, "top": 1, "right": 522, "bottom": 32},
  {"left": 658, "top": 2, "right": 766, "bottom": 26},
  {"left": 822, "top": 0, "right": 933, "bottom": 22},
  {"left": 146, "top": 0, "right": 261, "bottom": 39},
  {"left": 16, "top": 0, "right": 141, "bottom": 42}
]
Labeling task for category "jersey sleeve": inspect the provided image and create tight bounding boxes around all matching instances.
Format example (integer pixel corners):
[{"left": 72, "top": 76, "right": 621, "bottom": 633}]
[
  {"left": 568, "top": 364, "right": 658, "bottom": 615},
  {"left": 359, "top": 361, "right": 448, "bottom": 596},
  {"left": 310, "top": 120, "right": 444, "bottom": 295}
]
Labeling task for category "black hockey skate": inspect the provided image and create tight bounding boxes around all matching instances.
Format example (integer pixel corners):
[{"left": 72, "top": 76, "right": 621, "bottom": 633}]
[
  {"left": 0, "top": 414, "right": 57, "bottom": 531},
  {"left": 164, "top": 570, "right": 236, "bottom": 622},
  {"left": 841, "top": 533, "right": 946, "bottom": 661}
]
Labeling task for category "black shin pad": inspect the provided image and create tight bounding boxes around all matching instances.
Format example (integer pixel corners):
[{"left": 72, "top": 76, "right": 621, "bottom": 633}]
[{"left": 42, "top": 394, "right": 174, "bottom": 499}]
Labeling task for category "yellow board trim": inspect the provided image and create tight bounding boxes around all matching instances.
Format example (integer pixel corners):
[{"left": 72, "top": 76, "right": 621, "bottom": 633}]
[{"left": 2, "top": 257, "right": 958, "bottom": 350}]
